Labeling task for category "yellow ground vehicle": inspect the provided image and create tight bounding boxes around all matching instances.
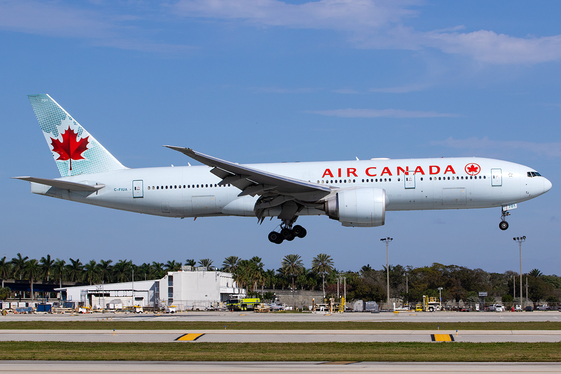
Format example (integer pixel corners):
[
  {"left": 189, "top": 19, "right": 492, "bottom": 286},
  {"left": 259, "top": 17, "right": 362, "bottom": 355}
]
[{"left": 226, "top": 295, "right": 261, "bottom": 311}]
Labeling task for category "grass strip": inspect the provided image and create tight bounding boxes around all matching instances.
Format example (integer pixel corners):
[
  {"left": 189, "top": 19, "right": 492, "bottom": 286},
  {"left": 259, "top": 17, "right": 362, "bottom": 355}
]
[
  {"left": 0, "top": 321, "right": 560, "bottom": 330},
  {"left": 0, "top": 341, "right": 560, "bottom": 362}
]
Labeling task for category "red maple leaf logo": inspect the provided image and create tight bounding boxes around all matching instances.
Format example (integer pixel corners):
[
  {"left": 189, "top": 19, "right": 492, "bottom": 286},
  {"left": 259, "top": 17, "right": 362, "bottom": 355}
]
[
  {"left": 50, "top": 126, "right": 89, "bottom": 171},
  {"left": 465, "top": 163, "right": 481, "bottom": 175}
]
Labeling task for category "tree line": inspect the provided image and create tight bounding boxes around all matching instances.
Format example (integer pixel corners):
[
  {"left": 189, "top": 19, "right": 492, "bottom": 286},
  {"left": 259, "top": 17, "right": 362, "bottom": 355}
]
[{"left": 1, "top": 253, "right": 560, "bottom": 304}]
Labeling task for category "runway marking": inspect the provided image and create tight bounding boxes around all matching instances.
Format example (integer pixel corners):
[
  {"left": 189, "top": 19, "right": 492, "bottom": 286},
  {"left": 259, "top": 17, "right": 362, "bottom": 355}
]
[
  {"left": 431, "top": 334, "right": 454, "bottom": 342},
  {"left": 319, "top": 361, "right": 359, "bottom": 365},
  {"left": 175, "top": 333, "right": 204, "bottom": 341}
]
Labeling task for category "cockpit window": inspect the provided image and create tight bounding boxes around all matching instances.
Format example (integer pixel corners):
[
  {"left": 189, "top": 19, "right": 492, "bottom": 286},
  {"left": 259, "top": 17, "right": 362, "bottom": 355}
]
[{"left": 527, "top": 171, "right": 542, "bottom": 177}]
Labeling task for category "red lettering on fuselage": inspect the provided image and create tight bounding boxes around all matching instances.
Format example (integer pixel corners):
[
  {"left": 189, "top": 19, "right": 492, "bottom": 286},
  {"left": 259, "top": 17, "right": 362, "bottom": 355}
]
[
  {"left": 397, "top": 166, "right": 410, "bottom": 175},
  {"left": 366, "top": 167, "right": 377, "bottom": 176},
  {"left": 321, "top": 164, "right": 459, "bottom": 178},
  {"left": 322, "top": 169, "right": 334, "bottom": 178},
  {"left": 381, "top": 167, "right": 392, "bottom": 176},
  {"left": 444, "top": 165, "right": 456, "bottom": 174}
]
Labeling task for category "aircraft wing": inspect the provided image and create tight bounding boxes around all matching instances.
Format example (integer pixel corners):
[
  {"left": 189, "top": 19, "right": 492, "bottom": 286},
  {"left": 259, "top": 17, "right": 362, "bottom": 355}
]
[
  {"left": 12, "top": 176, "right": 105, "bottom": 192},
  {"left": 165, "top": 146, "right": 331, "bottom": 202}
]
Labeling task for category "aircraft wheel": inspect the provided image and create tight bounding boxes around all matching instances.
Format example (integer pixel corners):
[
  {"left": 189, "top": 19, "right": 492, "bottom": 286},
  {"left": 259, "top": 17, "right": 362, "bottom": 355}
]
[
  {"left": 499, "top": 221, "right": 509, "bottom": 231},
  {"left": 281, "top": 228, "right": 295, "bottom": 241},
  {"left": 268, "top": 231, "right": 283, "bottom": 244},
  {"left": 293, "top": 225, "right": 307, "bottom": 238}
]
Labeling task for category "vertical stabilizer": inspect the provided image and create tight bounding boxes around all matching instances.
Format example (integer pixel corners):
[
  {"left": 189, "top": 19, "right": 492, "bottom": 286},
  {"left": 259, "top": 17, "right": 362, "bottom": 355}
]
[{"left": 28, "top": 94, "right": 126, "bottom": 177}]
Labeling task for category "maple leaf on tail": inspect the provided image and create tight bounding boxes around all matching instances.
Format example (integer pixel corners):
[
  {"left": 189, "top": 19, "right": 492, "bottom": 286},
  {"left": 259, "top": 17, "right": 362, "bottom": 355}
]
[{"left": 50, "top": 126, "right": 89, "bottom": 171}]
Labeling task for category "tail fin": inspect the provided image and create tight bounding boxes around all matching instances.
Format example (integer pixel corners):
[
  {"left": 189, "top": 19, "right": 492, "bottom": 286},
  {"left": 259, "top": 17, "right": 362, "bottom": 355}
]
[{"left": 28, "top": 94, "right": 126, "bottom": 177}]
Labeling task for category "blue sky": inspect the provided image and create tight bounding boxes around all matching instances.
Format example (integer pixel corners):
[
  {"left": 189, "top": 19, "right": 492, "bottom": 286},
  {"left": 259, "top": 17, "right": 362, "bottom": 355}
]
[{"left": 1, "top": 0, "right": 559, "bottom": 275}]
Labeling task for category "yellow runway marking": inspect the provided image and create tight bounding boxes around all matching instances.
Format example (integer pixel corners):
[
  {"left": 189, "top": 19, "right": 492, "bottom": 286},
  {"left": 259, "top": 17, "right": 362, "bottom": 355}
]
[
  {"left": 431, "top": 334, "right": 454, "bottom": 342},
  {"left": 175, "top": 333, "right": 204, "bottom": 341}
]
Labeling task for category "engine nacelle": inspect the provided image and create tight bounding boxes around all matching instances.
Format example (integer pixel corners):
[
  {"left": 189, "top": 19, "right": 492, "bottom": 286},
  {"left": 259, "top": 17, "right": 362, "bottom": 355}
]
[{"left": 324, "top": 188, "right": 386, "bottom": 227}]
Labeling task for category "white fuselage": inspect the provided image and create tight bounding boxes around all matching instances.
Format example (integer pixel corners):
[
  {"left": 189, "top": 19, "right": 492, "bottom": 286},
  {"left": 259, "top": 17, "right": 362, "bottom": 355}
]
[{"left": 29, "top": 157, "right": 551, "bottom": 221}]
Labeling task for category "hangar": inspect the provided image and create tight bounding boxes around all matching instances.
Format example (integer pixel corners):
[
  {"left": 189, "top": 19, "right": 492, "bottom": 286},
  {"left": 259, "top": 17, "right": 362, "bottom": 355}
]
[{"left": 59, "top": 267, "right": 245, "bottom": 311}]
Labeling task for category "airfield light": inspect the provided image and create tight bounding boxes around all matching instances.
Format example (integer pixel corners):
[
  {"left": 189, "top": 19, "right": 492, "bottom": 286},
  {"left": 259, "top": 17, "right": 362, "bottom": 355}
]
[
  {"left": 380, "top": 237, "right": 393, "bottom": 310},
  {"left": 513, "top": 236, "right": 526, "bottom": 309}
]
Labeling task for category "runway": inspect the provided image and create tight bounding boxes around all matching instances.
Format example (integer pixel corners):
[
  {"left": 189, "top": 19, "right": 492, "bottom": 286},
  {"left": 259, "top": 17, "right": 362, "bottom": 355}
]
[
  {"left": 1, "top": 361, "right": 560, "bottom": 373},
  {"left": 0, "top": 329, "right": 560, "bottom": 343}
]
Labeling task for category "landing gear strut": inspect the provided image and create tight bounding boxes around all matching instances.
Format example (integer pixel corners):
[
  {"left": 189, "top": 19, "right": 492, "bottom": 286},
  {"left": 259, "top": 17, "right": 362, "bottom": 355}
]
[
  {"left": 499, "top": 210, "right": 510, "bottom": 231},
  {"left": 268, "top": 224, "right": 307, "bottom": 244}
]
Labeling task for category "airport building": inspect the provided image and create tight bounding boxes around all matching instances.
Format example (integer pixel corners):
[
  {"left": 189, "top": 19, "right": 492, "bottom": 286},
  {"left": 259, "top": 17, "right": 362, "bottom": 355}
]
[{"left": 60, "top": 267, "right": 245, "bottom": 311}]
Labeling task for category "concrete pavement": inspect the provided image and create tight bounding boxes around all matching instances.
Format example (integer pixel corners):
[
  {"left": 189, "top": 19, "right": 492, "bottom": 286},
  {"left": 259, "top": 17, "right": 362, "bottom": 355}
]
[
  {"left": 0, "top": 361, "right": 560, "bottom": 373},
  {"left": 0, "top": 329, "right": 560, "bottom": 343}
]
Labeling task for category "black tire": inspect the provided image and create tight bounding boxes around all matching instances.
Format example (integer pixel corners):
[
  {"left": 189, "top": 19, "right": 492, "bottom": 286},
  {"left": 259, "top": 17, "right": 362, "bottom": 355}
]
[
  {"left": 268, "top": 231, "right": 283, "bottom": 244},
  {"left": 281, "top": 228, "right": 294, "bottom": 241},
  {"left": 293, "top": 225, "right": 307, "bottom": 238},
  {"left": 499, "top": 221, "right": 509, "bottom": 230}
]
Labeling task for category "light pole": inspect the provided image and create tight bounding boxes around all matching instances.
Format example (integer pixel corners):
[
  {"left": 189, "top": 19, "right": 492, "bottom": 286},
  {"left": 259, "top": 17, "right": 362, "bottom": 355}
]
[
  {"left": 513, "top": 236, "right": 526, "bottom": 310},
  {"left": 438, "top": 287, "right": 443, "bottom": 308},
  {"left": 380, "top": 237, "right": 393, "bottom": 310}
]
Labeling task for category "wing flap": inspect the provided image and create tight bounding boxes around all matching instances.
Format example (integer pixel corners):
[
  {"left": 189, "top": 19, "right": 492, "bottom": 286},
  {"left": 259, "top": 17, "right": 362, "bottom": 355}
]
[{"left": 12, "top": 176, "right": 105, "bottom": 192}]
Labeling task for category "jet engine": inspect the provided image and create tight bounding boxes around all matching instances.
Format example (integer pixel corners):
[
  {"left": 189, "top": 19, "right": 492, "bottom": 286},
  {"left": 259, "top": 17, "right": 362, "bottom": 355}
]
[{"left": 324, "top": 188, "right": 386, "bottom": 227}]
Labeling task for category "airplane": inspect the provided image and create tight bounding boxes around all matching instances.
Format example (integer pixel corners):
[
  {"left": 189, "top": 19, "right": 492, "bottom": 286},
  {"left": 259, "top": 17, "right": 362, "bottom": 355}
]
[{"left": 15, "top": 94, "right": 552, "bottom": 244}]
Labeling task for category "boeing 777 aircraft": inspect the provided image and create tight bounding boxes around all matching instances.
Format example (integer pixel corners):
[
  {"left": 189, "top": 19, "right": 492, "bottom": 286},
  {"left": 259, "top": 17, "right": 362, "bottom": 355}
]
[{"left": 15, "top": 94, "right": 552, "bottom": 244}]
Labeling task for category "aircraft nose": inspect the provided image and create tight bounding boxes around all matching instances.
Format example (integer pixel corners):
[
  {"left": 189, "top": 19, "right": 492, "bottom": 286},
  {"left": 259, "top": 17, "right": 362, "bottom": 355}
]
[{"left": 544, "top": 178, "right": 552, "bottom": 193}]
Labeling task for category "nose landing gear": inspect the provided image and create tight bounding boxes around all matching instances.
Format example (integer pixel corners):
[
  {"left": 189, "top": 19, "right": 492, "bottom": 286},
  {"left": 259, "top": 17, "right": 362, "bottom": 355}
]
[
  {"left": 268, "top": 224, "right": 307, "bottom": 244},
  {"left": 499, "top": 209, "right": 510, "bottom": 231}
]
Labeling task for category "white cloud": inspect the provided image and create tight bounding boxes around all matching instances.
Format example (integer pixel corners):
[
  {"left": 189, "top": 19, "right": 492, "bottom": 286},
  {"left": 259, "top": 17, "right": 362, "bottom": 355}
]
[
  {"left": 249, "top": 86, "right": 321, "bottom": 93},
  {"left": 369, "top": 84, "right": 427, "bottom": 93},
  {"left": 169, "top": 0, "right": 561, "bottom": 65},
  {"left": 169, "top": 0, "right": 419, "bottom": 31},
  {"left": 0, "top": 0, "right": 114, "bottom": 39},
  {"left": 0, "top": 0, "right": 192, "bottom": 54},
  {"left": 422, "top": 30, "right": 561, "bottom": 65},
  {"left": 308, "top": 108, "right": 458, "bottom": 118},
  {"left": 433, "top": 137, "right": 561, "bottom": 158}
]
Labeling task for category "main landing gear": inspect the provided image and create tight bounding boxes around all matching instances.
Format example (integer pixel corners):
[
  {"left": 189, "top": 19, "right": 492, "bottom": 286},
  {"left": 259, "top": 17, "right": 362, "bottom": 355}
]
[
  {"left": 499, "top": 210, "right": 510, "bottom": 231},
  {"left": 268, "top": 224, "right": 307, "bottom": 244}
]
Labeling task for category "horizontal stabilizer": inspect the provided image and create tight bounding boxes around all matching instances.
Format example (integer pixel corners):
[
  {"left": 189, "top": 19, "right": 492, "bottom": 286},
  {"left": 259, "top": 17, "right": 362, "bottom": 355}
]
[{"left": 12, "top": 176, "right": 104, "bottom": 192}]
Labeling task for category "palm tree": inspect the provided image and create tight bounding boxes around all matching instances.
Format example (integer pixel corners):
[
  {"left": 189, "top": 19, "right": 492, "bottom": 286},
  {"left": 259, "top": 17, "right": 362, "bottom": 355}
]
[
  {"left": 113, "top": 260, "right": 133, "bottom": 282},
  {"left": 66, "top": 258, "right": 84, "bottom": 282},
  {"left": 198, "top": 259, "right": 213, "bottom": 269},
  {"left": 152, "top": 262, "right": 165, "bottom": 279},
  {"left": 25, "top": 259, "right": 40, "bottom": 300},
  {"left": 250, "top": 256, "right": 265, "bottom": 293},
  {"left": 222, "top": 256, "right": 240, "bottom": 273},
  {"left": 40, "top": 255, "right": 55, "bottom": 282},
  {"left": 138, "top": 263, "right": 152, "bottom": 280},
  {"left": 281, "top": 254, "right": 304, "bottom": 309},
  {"left": 184, "top": 259, "right": 196, "bottom": 267},
  {"left": 84, "top": 260, "right": 99, "bottom": 285},
  {"left": 529, "top": 269, "right": 543, "bottom": 278},
  {"left": 0, "top": 257, "right": 11, "bottom": 288},
  {"left": 52, "top": 259, "right": 66, "bottom": 292},
  {"left": 11, "top": 253, "right": 29, "bottom": 280},
  {"left": 96, "top": 260, "right": 113, "bottom": 283},
  {"left": 164, "top": 260, "right": 182, "bottom": 272},
  {"left": 312, "top": 253, "right": 334, "bottom": 300}
]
